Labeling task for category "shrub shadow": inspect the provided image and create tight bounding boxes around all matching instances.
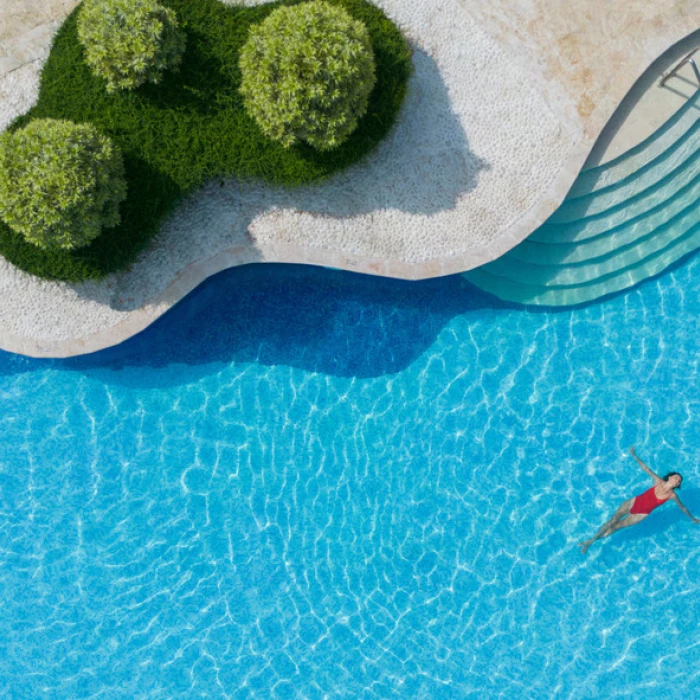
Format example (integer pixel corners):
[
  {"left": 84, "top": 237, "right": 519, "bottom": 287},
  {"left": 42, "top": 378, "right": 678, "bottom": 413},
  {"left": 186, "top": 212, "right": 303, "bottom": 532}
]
[
  {"left": 0, "top": 266, "right": 502, "bottom": 384},
  {"left": 137, "top": 25, "right": 238, "bottom": 115},
  {"left": 241, "top": 47, "right": 488, "bottom": 217},
  {"left": 73, "top": 266, "right": 503, "bottom": 386},
  {"left": 71, "top": 46, "right": 487, "bottom": 318}
]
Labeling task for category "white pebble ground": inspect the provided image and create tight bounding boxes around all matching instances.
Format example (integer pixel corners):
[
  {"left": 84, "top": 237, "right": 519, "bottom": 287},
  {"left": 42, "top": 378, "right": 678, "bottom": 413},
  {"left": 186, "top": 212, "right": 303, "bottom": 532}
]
[{"left": 0, "top": 0, "right": 696, "bottom": 355}]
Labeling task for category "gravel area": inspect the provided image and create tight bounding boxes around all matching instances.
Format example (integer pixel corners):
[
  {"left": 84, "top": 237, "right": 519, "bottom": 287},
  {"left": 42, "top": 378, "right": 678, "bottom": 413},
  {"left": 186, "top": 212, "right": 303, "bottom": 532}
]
[{"left": 0, "top": 0, "right": 695, "bottom": 355}]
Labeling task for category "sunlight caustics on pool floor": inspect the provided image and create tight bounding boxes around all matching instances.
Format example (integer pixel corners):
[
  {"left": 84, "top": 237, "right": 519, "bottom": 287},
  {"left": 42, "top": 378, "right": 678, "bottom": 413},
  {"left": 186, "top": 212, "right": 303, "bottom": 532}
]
[{"left": 1, "top": 259, "right": 699, "bottom": 698}]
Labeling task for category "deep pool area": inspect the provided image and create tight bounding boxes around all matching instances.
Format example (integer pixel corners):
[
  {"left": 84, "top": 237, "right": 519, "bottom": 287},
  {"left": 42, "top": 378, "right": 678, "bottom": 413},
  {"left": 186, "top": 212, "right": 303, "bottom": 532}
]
[{"left": 1, "top": 260, "right": 699, "bottom": 698}]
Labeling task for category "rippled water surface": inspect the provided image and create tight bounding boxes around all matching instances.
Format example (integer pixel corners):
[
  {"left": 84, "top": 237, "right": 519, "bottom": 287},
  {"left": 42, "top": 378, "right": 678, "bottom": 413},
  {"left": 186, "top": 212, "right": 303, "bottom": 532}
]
[{"left": 1, "top": 261, "right": 699, "bottom": 698}]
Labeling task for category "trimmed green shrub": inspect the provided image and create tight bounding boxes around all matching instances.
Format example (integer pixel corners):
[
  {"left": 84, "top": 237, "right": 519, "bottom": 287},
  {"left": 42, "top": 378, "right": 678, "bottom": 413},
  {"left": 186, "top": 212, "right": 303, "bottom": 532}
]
[
  {"left": 240, "top": 0, "right": 376, "bottom": 150},
  {"left": 77, "top": 0, "right": 186, "bottom": 93},
  {"left": 0, "top": 119, "right": 127, "bottom": 250},
  {"left": 1, "top": 0, "right": 411, "bottom": 280}
]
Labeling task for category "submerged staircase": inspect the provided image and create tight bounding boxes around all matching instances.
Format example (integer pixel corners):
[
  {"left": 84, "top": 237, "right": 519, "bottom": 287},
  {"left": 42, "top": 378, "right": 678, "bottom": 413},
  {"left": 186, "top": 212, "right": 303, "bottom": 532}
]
[{"left": 464, "top": 89, "right": 700, "bottom": 306}]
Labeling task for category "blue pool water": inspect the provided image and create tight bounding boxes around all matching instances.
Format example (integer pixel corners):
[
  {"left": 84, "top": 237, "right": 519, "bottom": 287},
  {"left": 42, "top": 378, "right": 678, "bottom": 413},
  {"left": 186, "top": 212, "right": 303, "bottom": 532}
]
[{"left": 1, "top": 260, "right": 699, "bottom": 698}]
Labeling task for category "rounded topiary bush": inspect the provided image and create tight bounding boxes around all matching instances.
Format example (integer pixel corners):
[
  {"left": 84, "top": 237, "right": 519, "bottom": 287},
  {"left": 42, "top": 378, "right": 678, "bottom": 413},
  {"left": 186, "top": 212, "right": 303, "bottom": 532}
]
[
  {"left": 77, "top": 0, "right": 186, "bottom": 93},
  {"left": 0, "top": 0, "right": 411, "bottom": 280},
  {"left": 239, "top": 0, "right": 377, "bottom": 151},
  {"left": 0, "top": 119, "right": 127, "bottom": 251}
]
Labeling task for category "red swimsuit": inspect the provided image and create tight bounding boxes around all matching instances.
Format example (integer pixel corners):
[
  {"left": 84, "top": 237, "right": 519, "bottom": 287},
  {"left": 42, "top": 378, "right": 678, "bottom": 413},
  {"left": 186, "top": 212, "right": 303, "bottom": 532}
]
[{"left": 630, "top": 486, "right": 671, "bottom": 515}]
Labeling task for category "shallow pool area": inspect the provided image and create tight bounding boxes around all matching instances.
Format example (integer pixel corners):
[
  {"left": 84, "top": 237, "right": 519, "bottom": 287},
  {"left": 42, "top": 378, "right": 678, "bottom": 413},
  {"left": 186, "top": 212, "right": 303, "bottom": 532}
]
[{"left": 1, "top": 258, "right": 699, "bottom": 698}]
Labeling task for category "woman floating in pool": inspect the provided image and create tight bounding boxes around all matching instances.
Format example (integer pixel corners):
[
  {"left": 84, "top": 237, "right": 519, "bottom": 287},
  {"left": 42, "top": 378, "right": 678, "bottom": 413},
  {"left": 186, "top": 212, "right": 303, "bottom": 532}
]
[{"left": 579, "top": 446, "right": 699, "bottom": 554}]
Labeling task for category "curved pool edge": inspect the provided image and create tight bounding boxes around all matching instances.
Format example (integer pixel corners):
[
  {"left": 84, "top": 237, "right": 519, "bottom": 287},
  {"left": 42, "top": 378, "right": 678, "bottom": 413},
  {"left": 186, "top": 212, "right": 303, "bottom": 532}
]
[
  {"left": 0, "top": 138, "right": 679, "bottom": 360},
  {"left": 1, "top": 6, "right": 699, "bottom": 358}
]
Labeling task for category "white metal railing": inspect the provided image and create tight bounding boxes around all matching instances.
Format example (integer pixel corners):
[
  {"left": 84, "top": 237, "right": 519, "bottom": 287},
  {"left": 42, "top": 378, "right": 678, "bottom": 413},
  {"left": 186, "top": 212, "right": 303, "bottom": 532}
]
[{"left": 660, "top": 48, "right": 700, "bottom": 87}]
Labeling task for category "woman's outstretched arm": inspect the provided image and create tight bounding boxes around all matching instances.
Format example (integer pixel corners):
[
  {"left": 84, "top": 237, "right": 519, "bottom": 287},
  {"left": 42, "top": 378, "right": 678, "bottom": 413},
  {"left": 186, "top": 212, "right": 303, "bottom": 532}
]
[
  {"left": 671, "top": 493, "right": 700, "bottom": 523},
  {"left": 629, "top": 446, "right": 661, "bottom": 482}
]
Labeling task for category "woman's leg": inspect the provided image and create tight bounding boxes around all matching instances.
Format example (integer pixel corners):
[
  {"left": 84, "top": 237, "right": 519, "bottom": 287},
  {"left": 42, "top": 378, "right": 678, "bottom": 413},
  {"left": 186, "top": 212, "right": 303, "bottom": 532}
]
[
  {"left": 579, "top": 498, "right": 634, "bottom": 553},
  {"left": 600, "top": 512, "right": 647, "bottom": 539}
]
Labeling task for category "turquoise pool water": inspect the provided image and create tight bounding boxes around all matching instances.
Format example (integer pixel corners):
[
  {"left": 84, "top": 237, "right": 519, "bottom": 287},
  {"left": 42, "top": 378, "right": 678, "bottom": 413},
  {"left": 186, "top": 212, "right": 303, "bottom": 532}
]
[{"left": 1, "top": 260, "right": 699, "bottom": 698}]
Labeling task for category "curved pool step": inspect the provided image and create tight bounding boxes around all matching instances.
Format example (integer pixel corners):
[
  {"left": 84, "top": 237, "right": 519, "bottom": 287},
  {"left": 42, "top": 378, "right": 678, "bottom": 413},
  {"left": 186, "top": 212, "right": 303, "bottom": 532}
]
[
  {"left": 569, "top": 88, "right": 700, "bottom": 198},
  {"left": 464, "top": 90, "right": 700, "bottom": 306},
  {"left": 466, "top": 221, "right": 700, "bottom": 306},
  {"left": 482, "top": 209, "right": 700, "bottom": 288},
  {"left": 511, "top": 174, "right": 700, "bottom": 265},
  {"left": 549, "top": 124, "right": 700, "bottom": 223},
  {"left": 506, "top": 201, "right": 700, "bottom": 274},
  {"left": 529, "top": 155, "right": 700, "bottom": 243}
]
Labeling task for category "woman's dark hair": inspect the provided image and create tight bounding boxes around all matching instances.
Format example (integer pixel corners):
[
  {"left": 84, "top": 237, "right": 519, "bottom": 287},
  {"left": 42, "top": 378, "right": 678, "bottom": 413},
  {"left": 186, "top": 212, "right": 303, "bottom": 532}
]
[{"left": 663, "top": 472, "right": 683, "bottom": 488}]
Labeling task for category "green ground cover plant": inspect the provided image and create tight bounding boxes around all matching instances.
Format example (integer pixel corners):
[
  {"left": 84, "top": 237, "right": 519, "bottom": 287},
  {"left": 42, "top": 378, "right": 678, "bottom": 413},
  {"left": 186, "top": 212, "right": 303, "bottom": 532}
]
[{"left": 0, "top": 0, "right": 411, "bottom": 282}]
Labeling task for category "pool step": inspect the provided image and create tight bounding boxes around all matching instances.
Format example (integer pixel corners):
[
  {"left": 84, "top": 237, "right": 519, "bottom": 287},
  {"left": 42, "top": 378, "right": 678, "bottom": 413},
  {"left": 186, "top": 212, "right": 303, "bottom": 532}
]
[
  {"left": 513, "top": 173, "right": 700, "bottom": 265},
  {"left": 568, "top": 88, "right": 700, "bottom": 198},
  {"left": 488, "top": 205, "right": 700, "bottom": 287},
  {"left": 550, "top": 123, "right": 700, "bottom": 223},
  {"left": 529, "top": 155, "right": 700, "bottom": 244},
  {"left": 464, "top": 90, "right": 700, "bottom": 307},
  {"left": 467, "top": 221, "right": 700, "bottom": 306}
]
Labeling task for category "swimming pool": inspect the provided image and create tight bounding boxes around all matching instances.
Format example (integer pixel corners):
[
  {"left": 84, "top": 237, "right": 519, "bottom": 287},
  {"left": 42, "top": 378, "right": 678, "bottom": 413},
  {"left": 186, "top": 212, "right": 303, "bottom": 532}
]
[{"left": 1, "top": 259, "right": 699, "bottom": 698}]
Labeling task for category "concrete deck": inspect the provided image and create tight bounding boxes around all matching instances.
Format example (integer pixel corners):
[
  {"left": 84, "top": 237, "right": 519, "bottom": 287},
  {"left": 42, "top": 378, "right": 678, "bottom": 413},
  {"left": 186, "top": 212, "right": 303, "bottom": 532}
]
[
  {"left": 587, "top": 36, "right": 700, "bottom": 166},
  {"left": 0, "top": 0, "right": 699, "bottom": 357}
]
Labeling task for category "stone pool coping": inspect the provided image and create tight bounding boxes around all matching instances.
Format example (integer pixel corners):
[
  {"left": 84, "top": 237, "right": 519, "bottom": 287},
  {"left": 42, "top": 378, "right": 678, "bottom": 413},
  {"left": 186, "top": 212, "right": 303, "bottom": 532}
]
[{"left": 0, "top": 0, "right": 699, "bottom": 357}]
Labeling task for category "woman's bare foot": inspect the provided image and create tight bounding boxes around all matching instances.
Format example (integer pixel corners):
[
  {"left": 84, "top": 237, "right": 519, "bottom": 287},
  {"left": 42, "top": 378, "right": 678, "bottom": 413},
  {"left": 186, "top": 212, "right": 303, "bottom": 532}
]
[{"left": 578, "top": 540, "right": 592, "bottom": 554}]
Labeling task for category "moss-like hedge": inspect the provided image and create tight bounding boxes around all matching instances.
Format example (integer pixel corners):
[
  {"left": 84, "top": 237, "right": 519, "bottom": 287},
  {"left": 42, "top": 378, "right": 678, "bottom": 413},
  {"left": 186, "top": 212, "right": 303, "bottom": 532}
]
[{"left": 0, "top": 0, "right": 411, "bottom": 282}]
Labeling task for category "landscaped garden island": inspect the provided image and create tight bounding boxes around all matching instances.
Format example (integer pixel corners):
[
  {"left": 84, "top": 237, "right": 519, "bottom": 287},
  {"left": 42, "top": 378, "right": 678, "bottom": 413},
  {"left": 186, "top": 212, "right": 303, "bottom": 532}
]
[
  {"left": 0, "top": 0, "right": 698, "bottom": 357},
  {"left": 3, "top": 3, "right": 700, "bottom": 698}
]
